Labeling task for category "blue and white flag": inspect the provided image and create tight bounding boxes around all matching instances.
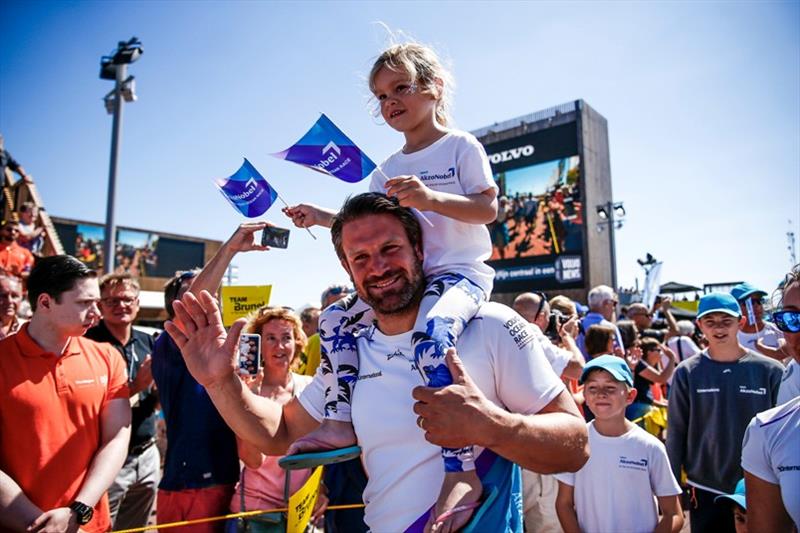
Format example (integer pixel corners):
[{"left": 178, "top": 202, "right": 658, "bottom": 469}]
[
  {"left": 215, "top": 158, "right": 278, "bottom": 218},
  {"left": 272, "top": 114, "right": 377, "bottom": 183}
]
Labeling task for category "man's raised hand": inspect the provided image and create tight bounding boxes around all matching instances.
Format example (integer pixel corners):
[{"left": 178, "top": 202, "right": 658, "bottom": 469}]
[
  {"left": 227, "top": 221, "right": 270, "bottom": 253},
  {"left": 164, "top": 290, "right": 246, "bottom": 389}
]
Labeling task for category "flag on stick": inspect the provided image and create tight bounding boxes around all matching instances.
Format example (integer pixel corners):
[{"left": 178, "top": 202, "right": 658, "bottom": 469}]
[
  {"left": 272, "top": 114, "right": 376, "bottom": 183},
  {"left": 215, "top": 159, "right": 278, "bottom": 218}
]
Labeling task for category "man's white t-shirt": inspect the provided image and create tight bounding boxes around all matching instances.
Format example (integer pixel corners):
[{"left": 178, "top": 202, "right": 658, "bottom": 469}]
[
  {"left": 369, "top": 130, "right": 497, "bottom": 294},
  {"left": 741, "top": 396, "right": 800, "bottom": 528},
  {"left": 778, "top": 359, "right": 800, "bottom": 405},
  {"left": 667, "top": 335, "right": 701, "bottom": 362},
  {"left": 554, "top": 422, "right": 681, "bottom": 533},
  {"left": 299, "top": 303, "right": 565, "bottom": 532},
  {"left": 662, "top": 336, "right": 701, "bottom": 386},
  {"left": 738, "top": 322, "right": 784, "bottom": 352}
]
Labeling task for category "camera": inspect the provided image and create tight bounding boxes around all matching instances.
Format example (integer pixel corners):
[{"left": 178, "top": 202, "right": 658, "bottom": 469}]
[{"left": 545, "top": 309, "right": 566, "bottom": 342}]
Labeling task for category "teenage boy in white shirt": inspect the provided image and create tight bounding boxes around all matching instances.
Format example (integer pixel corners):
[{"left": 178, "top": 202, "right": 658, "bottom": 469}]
[{"left": 555, "top": 355, "right": 684, "bottom": 533}]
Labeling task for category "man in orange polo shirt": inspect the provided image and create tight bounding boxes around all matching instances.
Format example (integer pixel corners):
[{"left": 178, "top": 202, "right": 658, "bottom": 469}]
[
  {"left": 0, "top": 219, "right": 34, "bottom": 280},
  {"left": 0, "top": 255, "right": 131, "bottom": 533}
]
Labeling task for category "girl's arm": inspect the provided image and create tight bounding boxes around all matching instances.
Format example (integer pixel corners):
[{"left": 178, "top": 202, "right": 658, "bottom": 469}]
[
  {"left": 639, "top": 348, "right": 677, "bottom": 385},
  {"left": 384, "top": 176, "right": 498, "bottom": 224},
  {"left": 282, "top": 204, "right": 337, "bottom": 229}
]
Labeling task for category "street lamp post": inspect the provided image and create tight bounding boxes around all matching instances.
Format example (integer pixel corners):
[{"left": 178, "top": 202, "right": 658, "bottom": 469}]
[
  {"left": 596, "top": 201, "right": 626, "bottom": 290},
  {"left": 99, "top": 37, "right": 142, "bottom": 274}
]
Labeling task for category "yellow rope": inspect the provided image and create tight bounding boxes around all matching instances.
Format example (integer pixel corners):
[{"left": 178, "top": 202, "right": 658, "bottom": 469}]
[{"left": 112, "top": 503, "right": 366, "bottom": 533}]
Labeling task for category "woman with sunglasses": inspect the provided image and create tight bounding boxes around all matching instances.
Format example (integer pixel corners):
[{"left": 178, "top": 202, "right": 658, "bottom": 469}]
[{"left": 740, "top": 265, "right": 800, "bottom": 532}]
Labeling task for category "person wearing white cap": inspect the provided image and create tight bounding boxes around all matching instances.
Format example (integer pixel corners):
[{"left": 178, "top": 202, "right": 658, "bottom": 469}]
[
  {"left": 730, "top": 282, "right": 785, "bottom": 360},
  {"left": 665, "top": 293, "right": 783, "bottom": 533}
]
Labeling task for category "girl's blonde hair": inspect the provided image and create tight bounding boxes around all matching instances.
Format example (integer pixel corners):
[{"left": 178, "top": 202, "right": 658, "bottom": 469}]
[
  {"left": 368, "top": 42, "right": 454, "bottom": 127},
  {"left": 245, "top": 307, "right": 308, "bottom": 372}
]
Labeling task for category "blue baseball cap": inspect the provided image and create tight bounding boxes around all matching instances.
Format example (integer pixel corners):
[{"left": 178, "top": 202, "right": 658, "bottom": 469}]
[
  {"left": 714, "top": 478, "right": 746, "bottom": 510},
  {"left": 697, "top": 293, "right": 741, "bottom": 319},
  {"left": 730, "top": 282, "right": 767, "bottom": 302},
  {"left": 580, "top": 355, "right": 634, "bottom": 386}
]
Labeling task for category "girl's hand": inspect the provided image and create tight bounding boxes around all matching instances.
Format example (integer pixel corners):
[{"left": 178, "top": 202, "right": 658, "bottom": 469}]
[
  {"left": 281, "top": 204, "right": 330, "bottom": 228},
  {"left": 385, "top": 176, "right": 437, "bottom": 211}
]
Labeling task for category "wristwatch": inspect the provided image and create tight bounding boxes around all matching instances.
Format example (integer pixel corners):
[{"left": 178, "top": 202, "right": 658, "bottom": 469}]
[{"left": 69, "top": 501, "right": 94, "bottom": 525}]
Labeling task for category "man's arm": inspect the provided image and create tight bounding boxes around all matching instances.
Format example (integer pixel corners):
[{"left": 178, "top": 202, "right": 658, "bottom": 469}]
[
  {"left": 658, "top": 296, "right": 679, "bottom": 340},
  {"left": 554, "top": 480, "right": 580, "bottom": 533},
  {"left": 27, "top": 398, "right": 131, "bottom": 533},
  {"left": 0, "top": 469, "right": 43, "bottom": 531},
  {"left": 744, "top": 471, "right": 793, "bottom": 532},
  {"left": 754, "top": 338, "right": 788, "bottom": 361},
  {"left": 654, "top": 494, "right": 684, "bottom": 533},
  {"left": 189, "top": 221, "right": 269, "bottom": 298},
  {"left": 412, "top": 349, "right": 589, "bottom": 474},
  {"left": 74, "top": 398, "right": 131, "bottom": 506},
  {"left": 165, "top": 290, "right": 320, "bottom": 455}
]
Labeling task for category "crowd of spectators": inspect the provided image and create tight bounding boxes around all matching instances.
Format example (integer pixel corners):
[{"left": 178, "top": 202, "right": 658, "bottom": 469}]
[{"left": 0, "top": 200, "right": 798, "bottom": 532}]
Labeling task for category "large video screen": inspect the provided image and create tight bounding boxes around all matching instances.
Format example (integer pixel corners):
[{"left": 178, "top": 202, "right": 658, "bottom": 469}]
[
  {"left": 53, "top": 221, "right": 205, "bottom": 278},
  {"left": 481, "top": 121, "right": 584, "bottom": 292}
]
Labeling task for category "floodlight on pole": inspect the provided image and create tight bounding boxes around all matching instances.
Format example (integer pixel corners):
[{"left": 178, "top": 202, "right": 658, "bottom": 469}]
[
  {"left": 595, "top": 201, "right": 626, "bottom": 289},
  {"left": 100, "top": 37, "right": 142, "bottom": 274}
]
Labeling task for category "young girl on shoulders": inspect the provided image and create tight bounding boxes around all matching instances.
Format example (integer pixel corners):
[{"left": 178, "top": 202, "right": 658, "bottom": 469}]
[{"left": 284, "top": 40, "right": 497, "bottom": 532}]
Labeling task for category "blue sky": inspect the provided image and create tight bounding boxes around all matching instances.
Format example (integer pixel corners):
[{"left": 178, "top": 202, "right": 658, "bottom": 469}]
[{"left": 1, "top": 1, "right": 798, "bottom": 308}]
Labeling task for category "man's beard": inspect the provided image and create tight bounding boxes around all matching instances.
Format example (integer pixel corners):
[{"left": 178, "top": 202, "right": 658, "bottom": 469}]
[{"left": 357, "top": 259, "right": 425, "bottom": 315}]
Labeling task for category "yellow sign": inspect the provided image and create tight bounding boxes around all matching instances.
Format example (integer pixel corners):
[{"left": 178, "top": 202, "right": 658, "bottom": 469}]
[
  {"left": 220, "top": 285, "right": 272, "bottom": 326},
  {"left": 286, "top": 466, "right": 323, "bottom": 533},
  {"left": 672, "top": 300, "right": 699, "bottom": 313}
]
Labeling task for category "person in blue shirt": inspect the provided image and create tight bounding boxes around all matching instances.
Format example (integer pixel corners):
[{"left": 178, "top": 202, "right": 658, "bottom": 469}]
[
  {"left": 151, "top": 270, "right": 239, "bottom": 533},
  {"left": 576, "top": 284, "right": 624, "bottom": 361}
]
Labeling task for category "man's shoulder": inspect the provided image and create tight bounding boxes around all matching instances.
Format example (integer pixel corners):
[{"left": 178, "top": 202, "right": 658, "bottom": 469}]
[{"left": 472, "top": 301, "right": 520, "bottom": 329}]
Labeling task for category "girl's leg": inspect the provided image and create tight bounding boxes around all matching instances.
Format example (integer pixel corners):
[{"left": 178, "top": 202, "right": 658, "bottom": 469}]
[
  {"left": 287, "top": 294, "right": 373, "bottom": 454},
  {"left": 411, "top": 273, "right": 486, "bottom": 471},
  {"left": 318, "top": 294, "right": 374, "bottom": 420}
]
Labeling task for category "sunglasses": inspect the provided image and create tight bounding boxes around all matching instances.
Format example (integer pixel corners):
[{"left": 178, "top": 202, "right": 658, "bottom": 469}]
[{"left": 772, "top": 310, "right": 800, "bottom": 333}]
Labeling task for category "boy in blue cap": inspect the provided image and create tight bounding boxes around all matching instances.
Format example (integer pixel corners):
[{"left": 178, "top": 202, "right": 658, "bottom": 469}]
[
  {"left": 555, "top": 355, "right": 684, "bottom": 533},
  {"left": 666, "top": 293, "right": 783, "bottom": 532},
  {"left": 730, "top": 282, "right": 784, "bottom": 360},
  {"left": 715, "top": 479, "right": 747, "bottom": 533}
]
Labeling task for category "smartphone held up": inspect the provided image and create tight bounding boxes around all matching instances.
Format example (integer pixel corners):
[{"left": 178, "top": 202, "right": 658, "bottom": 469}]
[
  {"left": 238, "top": 333, "right": 261, "bottom": 376},
  {"left": 262, "top": 226, "right": 290, "bottom": 249}
]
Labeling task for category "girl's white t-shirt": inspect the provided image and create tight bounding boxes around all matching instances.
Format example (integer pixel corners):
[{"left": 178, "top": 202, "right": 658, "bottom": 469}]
[{"left": 369, "top": 129, "right": 497, "bottom": 295}]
